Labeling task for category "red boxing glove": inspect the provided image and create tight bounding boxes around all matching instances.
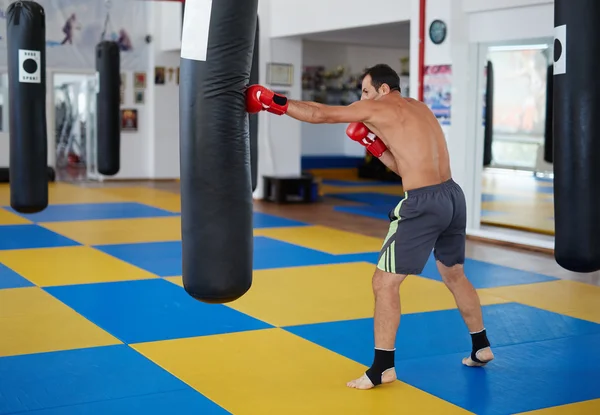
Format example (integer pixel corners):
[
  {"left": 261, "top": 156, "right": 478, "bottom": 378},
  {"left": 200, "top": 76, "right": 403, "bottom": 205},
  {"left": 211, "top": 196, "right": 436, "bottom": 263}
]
[
  {"left": 245, "top": 84, "right": 289, "bottom": 115},
  {"left": 346, "top": 122, "right": 387, "bottom": 158}
]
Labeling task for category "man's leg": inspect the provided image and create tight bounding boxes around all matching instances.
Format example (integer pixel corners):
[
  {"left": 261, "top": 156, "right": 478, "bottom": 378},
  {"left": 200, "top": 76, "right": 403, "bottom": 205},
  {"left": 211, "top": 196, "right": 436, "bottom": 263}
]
[
  {"left": 346, "top": 267, "right": 407, "bottom": 390},
  {"left": 347, "top": 192, "right": 439, "bottom": 390},
  {"left": 436, "top": 261, "right": 494, "bottom": 366}
]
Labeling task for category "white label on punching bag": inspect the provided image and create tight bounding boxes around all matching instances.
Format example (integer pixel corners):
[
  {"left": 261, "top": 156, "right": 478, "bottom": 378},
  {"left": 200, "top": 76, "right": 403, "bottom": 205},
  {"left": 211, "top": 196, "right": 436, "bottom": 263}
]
[
  {"left": 181, "top": 0, "right": 213, "bottom": 62},
  {"left": 18, "top": 49, "right": 41, "bottom": 83},
  {"left": 554, "top": 24, "right": 566, "bottom": 75}
]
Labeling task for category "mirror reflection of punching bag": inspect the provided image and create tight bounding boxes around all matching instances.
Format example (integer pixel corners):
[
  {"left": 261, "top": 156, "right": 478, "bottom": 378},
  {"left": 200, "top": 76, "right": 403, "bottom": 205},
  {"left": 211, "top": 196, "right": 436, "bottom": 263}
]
[
  {"left": 96, "top": 41, "right": 121, "bottom": 176},
  {"left": 7, "top": 1, "right": 48, "bottom": 214},
  {"left": 543, "top": 65, "right": 553, "bottom": 164},
  {"left": 483, "top": 61, "right": 494, "bottom": 167}
]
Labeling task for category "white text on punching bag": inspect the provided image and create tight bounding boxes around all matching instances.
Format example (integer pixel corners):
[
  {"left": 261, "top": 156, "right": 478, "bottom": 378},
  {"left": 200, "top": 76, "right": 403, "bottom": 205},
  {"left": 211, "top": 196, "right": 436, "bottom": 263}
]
[{"left": 18, "top": 49, "right": 41, "bottom": 84}]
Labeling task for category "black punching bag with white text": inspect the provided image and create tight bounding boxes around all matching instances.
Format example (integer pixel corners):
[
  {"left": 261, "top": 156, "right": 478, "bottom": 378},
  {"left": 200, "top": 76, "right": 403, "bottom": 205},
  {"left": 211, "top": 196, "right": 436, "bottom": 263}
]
[
  {"left": 96, "top": 41, "right": 121, "bottom": 176},
  {"left": 7, "top": 1, "right": 48, "bottom": 214},
  {"left": 6, "top": 1, "right": 48, "bottom": 213},
  {"left": 553, "top": 0, "right": 600, "bottom": 272},
  {"left": 179, "top": 0, "right": 258, "bottom": 302}
]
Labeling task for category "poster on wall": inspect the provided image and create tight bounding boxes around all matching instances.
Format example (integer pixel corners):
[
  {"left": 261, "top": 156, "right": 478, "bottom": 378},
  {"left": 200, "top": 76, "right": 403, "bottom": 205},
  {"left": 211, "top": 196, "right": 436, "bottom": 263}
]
[
  {"left": 0, "top": 0, "right": 149, "bottom": 71},
  {"left": 423, "top": 64, "right": 452, "bottom": 126},
  {"left": 121, "top": 109, "right": 138, "bottom": 131}
]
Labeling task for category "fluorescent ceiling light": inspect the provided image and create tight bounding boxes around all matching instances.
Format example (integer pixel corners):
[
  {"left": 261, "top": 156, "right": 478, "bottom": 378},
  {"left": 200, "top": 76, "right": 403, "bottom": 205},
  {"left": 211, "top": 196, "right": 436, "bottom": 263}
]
[{"left": 488, "top": 44, "right": 549, "bottom": 52}]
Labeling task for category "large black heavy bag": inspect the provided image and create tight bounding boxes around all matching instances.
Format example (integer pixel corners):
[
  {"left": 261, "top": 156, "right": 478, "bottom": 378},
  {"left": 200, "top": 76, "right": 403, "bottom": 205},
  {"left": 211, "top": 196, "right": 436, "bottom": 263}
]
[
  {"left": 543, "top": 65, "right": 553, "bottom": 164},
  {"left": 249, "top": 17, "right": 259, "bottom": 191},
  {"left": 7, "top": 1, "right": 48, "bottom": 214},
  {"left": 179, "top": 0, "right": 258, "bottom": 302},
  {"left": 553, "top": 0, "right": 600, "bottom": 272},
  {"left": 483, "top": 60, "right": 494, "bottom": 166},
  {"left": 96, "top": 41, "right": 120, "bottom": 176}
]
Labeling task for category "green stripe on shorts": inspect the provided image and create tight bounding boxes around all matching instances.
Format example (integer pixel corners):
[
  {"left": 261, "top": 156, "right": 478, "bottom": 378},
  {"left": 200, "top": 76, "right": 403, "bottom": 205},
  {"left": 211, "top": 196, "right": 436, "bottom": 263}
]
[{"left": 377, "top": 196, "right": 405, "bottom": 273}]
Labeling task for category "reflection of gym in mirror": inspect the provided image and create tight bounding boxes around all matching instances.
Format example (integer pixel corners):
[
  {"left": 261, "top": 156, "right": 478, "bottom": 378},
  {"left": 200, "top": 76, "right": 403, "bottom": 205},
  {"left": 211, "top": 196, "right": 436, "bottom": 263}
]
[
  {"left": 53, "top": 73, "right": 97, "bottom": 182},
  {"left": 478, "top": 40, "right": 555, "bottom": 236}
]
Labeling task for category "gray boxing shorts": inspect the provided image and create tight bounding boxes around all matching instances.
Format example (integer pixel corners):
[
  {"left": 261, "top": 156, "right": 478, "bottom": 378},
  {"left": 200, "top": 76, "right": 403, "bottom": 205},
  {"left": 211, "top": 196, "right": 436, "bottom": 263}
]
[{"left": 377, "top": 179, "right": 466, "bottom": 275}]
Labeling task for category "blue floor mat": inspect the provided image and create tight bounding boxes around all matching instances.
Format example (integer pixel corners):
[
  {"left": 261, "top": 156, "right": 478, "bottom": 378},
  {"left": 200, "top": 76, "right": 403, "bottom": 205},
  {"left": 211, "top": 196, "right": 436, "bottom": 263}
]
[
  {"left": 0, "top": 344, "right": 227, "bottom": 415},
  {"left": 5, "top": 203, "right": 178, "bottom": 223}
]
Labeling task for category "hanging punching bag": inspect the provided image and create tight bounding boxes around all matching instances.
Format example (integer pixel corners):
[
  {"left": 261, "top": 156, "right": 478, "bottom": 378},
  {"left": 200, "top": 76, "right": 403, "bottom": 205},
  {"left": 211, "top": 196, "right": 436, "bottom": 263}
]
[
  {"left": 7, "top": 1, "right": 48, "bottom": 214},
  {"left": 96, "top": 40, "right": 121, "bottom": 176},
  {"left": 543, "top": 64, "right": 554, "bottom": 164},
  {"left": 249, "top": 17, "right": 259, "bottom": 192},
  {"left": 553, "top": 0, "right": 600, "bottom": 272},
  {"left": 483, "top": 61, "right": 494, "bottom": 167},
  {"left": 179, "top": 0, "right": 258, "bottom": 302}
]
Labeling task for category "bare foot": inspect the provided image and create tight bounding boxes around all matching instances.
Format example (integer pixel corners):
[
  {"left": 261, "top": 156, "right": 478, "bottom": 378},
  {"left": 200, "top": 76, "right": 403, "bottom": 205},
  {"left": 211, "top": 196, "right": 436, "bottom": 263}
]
[
  {"left": 346, "top": 368, "right": 397, "bottom": 390},
  {"left": 462, "top": 347, "right": 495, "bottom": 367}
]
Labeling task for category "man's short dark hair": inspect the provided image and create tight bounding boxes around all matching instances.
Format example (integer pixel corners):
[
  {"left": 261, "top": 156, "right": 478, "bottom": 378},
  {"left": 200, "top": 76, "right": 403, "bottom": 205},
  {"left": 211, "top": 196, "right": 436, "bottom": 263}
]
[{"left": 362, "top": 64, "right": 401, "bottom": 93}]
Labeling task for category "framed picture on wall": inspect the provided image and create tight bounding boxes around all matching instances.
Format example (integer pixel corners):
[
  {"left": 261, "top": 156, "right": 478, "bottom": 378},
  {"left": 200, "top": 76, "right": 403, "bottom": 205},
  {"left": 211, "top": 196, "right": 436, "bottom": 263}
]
[
  {"left": 121, "top": 109, "right": 138, "bottom": 132},
  {"left": 134, "top": 89, "right": 144, "bottom": 104},
  {"left": 267, "top": 63, "right": 294, "bottom": 86},
  {"left": 134, "top": 72, "right": 146, "bottom": 89}
]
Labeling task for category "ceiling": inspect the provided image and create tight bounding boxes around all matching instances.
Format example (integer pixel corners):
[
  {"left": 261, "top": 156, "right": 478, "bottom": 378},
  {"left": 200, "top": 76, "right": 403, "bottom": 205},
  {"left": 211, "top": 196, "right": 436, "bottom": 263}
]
[{"left": 301, "top": 21, "right": 411, "bottom": 49}]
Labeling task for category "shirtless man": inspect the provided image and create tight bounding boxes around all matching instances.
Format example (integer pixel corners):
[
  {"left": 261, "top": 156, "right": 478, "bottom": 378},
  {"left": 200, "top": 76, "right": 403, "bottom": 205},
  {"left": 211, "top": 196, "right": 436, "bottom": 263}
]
[{"left": 245, "top": 63, "right": 494, "bottom": 390}]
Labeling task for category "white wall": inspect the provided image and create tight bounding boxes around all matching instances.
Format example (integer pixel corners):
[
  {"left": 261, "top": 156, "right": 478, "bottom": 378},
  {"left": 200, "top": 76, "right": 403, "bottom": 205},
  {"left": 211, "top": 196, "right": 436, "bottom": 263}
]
[
  {"left": 467, "top": 3, "right": 554, "bottom": 43},
  {"left": 301, "top": 40, "right": 409, "bottom": 157},
  {"left": 462, "top": 0, "right": 552, "bottom": 13},
  {"left": 253, "top": 0, "right": 304, "bottom": 199},
  {"left": 269, "top": 0, "right": 412, "bottom": 38},
  {"left": 146, "top": 1, "right": 181, "bottom": 179}
]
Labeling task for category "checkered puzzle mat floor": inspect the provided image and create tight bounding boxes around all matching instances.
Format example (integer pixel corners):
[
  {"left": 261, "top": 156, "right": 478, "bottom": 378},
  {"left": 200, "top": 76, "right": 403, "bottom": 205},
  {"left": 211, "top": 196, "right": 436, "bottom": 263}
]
[{"left": 0, "top": 183, "right": 598, "bottom": 415}]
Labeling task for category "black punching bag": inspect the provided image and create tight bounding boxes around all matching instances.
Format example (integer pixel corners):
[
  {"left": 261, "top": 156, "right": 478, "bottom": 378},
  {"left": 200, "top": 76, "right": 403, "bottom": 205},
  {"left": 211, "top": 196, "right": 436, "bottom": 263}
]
[
  {"left": 96, "top": 41, "right": 120, "bottom": 176},
  {"left": 249, "top": 17, "right": 259, "bottom": 191},
  {"left": 553, "top": 0, "right": 600, "bottom": 272},
  {"left": 179, "top": 0, "right": 258, "bottom": 302},
  {"left": 483, "top": 61, "right": 494, "bottom": 167},
  {"left": 543, "top": 64, "right": 553, "bottom": 164},
  {"left": 7, "top": 1, "right": 48, "bottom": 214}
]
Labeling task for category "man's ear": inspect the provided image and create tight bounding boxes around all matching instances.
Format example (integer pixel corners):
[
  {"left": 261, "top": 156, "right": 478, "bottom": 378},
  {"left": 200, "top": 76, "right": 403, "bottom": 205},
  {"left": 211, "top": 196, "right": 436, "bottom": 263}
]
[{"left": 379, "top": 84, "right": 391, "bottom": 94}]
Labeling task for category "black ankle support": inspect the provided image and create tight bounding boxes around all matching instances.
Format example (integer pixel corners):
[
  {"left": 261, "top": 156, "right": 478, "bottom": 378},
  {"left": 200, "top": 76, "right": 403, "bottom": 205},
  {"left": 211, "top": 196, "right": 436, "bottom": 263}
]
[
  {"left": 470, "top": 329, "right": 491, "bottom": 363},
  {"left": 365, "top": 348, "right": 395, "bottom": 386}
]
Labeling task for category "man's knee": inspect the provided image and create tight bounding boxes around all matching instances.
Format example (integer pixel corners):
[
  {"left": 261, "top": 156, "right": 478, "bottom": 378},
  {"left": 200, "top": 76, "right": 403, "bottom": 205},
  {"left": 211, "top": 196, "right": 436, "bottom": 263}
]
[
  {"left": 372, "top": 267, "right": 407, "bottom": 293},
  {"left": 436, "top": 261, "right": 465, "bottom": 287}
]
